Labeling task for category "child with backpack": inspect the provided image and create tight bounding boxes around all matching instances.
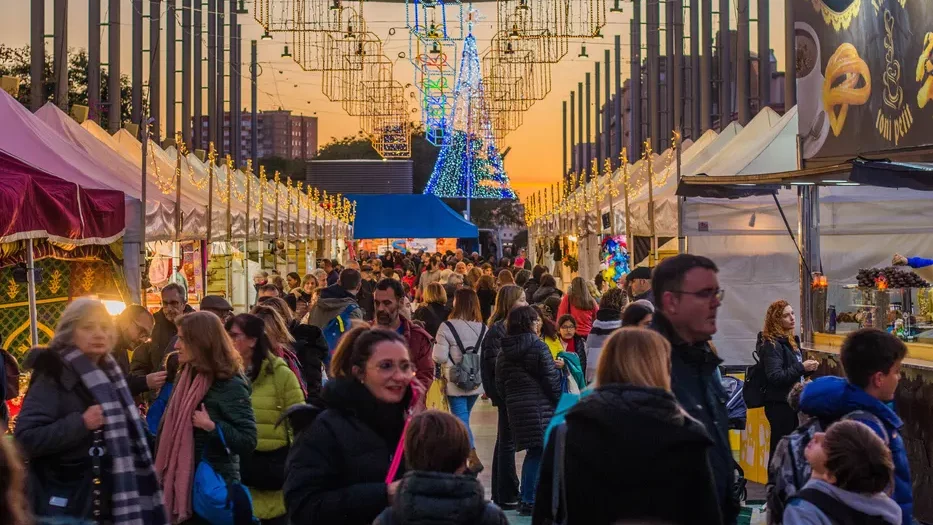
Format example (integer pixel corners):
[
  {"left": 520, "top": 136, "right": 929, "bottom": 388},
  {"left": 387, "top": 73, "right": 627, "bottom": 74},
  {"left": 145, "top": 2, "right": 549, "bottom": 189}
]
[
  {"left": 768, "top": 329, "right": 911, "bottom": 524},
  {"left": 373, "top": 410, "right": 509, "bottom": 525},
  {"left": 783, "top": 419, "right": 901, "bottom": 524}
]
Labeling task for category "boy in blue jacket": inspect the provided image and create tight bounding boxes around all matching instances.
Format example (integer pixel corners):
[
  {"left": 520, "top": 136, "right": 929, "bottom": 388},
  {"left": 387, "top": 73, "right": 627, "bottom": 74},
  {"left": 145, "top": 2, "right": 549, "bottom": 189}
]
[{"left": 798, "top": 328, "right": 912, "bottom": 524}]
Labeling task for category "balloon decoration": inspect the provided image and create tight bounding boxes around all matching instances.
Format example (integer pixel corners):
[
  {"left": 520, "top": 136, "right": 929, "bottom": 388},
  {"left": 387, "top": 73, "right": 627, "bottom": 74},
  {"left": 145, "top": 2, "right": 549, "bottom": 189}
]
[{"left": 600, "top": 235, "right": 629, "bottom": 287}]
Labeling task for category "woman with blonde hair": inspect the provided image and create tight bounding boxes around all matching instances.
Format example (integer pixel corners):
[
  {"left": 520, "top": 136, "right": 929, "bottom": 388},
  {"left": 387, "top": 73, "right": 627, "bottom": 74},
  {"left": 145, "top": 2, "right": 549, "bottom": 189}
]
[
  {"left": 412, "top": 281, "right": 450, "bottom": 338},
  {"left": 16, "top": 299, "right": 169, "bottom": 525},
  {"left": 479, "top": 284, "right": 527, "bottom": 510},
  {"left": 155, "top": 312, "right": 257, "bottom": 524},
  {"left": 758, "top": 299, "right": 818, "bottom": 455},
  {"left": 533, "top": 328, "right": 721, "bottom": 525},
  {"left": 556, "top": 276, "right": 599, "bottom": 337}
]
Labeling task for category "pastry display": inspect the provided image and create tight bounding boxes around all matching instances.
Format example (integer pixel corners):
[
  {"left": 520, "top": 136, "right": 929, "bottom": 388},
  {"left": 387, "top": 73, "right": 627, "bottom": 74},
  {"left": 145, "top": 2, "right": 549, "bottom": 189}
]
[{"left": 823, "top": 43, "right": 872, "bottom": 137}]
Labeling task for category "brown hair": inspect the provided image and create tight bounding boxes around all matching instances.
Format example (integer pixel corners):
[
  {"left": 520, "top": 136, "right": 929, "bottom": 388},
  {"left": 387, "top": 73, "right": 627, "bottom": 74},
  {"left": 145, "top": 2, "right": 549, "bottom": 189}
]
[
  {"left": 423, "top": 282, "right": 447, "bottom": 305},
  {"left": 599, "top": 288, "right": 627, "bottom": 312},
  {"left": 488, "top": 284, "right": 526, "bottom": 326},
  {"left": 177, "top": 312, "right": 243, "bottom": 380},
  {"left": 404, "top": 410, "right": 470, "bottom": 473},
  {"left": 250, "top": 304, "right": 296, "bottom": 346},
  {"left": 823, "top": 420, "right": 894, "bottom": 494},
  {"left": 466, "top": 267, "right": 483, "bottom": 289},
  {"left": 257, "top": 296, "right": 295, "bottom": 323},
  {"left": 450, "top": 288, "right": 482, "bottom": 323},
  {"left": 477, "top": 274, "right": 496, "bottom": 292},
  {"left": 762, "top": 300, "right": 797, "bottom": 350},
  {"left": 596, "top": 328, "right": 672, "bottom": 391},
  {"left": 329, "top": 327, "right": 407, "bottom": 379},
  {"left": 0, "top": 438, "right": 31, "bottom": 525},
  {"left": 497, "top": 269, "right": 515, "bottom": 287},
  {"left": 568, "top": 276, "right": 597, "bottom": 310}
]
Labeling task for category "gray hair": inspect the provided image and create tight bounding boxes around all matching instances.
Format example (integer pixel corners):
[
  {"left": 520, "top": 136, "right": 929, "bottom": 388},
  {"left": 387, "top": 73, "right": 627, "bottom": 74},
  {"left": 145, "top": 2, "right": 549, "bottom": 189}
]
[
  {"left": 49, "top": 298, "right": 114, "bottom": 350},
  {"left": 312, "top": 268, "right": 328, "bottom": 284},
  {"left": 447, "top": 273, "right": 464, "bottom": 286}
]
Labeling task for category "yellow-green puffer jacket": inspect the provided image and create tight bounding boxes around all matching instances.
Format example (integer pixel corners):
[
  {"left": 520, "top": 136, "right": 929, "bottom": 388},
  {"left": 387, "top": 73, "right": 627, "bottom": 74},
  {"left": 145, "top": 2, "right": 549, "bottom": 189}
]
[{"left": 248, "top": 354, "right": 305, "bottom": 520}]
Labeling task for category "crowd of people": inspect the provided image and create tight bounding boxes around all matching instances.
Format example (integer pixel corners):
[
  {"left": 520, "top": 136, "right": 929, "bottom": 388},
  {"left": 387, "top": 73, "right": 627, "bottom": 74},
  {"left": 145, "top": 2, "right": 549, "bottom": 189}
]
[{"left": 0, "top": 247, "right": 915, "bottom": 525}]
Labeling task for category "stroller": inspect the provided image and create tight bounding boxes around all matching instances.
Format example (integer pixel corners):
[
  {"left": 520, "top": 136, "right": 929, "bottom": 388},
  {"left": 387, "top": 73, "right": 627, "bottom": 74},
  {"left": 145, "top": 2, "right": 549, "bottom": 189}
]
[{"left": 721, "top": 373, "right": 749, "bottom": 504}]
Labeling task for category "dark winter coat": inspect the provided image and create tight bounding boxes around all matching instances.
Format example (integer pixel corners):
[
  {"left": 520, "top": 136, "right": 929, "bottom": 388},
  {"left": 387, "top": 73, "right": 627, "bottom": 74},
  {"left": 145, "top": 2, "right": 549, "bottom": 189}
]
[
  {"left": 651, "top": 312, "right": 738, "bottom": 523},
  {"left": 358, "top": 278, "right": 377, "bottom": 321},
  {"left": 412, "top": 302, "right": 451, "bottom": 339},
  {"left": 307, "top": 284, "right": 364, "bottom": 329},
  {"left": 532, "top": 384, "right": 722, "bottom": 525},
  {"left": 130, "top": 305, "right": 195, "bottom": 378},
  {"left": 283, "top": 378, "right": 412, "bottom": 525},
  {"left": 532, "top": 286, "right": 563, "bottom": 321},
  {"left": 523, "top": 278, "right": 540, "bottom": 305},
  {"left": 286, "top": 290, "right": 312, "bottom": 313},
  {"left": 374, "top": 471, "right": 509, "bottom": 525},
  {"left": 15, "top": 349, "right": 115, "bottom": 521},
  {"left": 480, "top": 321, "right": 507, "bottom": 406},
  {"left": 495, "top": 332, "right": 562, "bottom": 451},
  {"left": 384, "top": 315, "right": 436, "bottom": 393},
  {"left": 477, "top": 288, "right": 497, "bottom": 323},
  {"left": 290, "top": 320, "right": 329, "bottom": 405},
  {"left": 113, "top": 332, "right": 152, "bottom": 396},
  {"left": 758, "top": 332, "right": 806, "bottom": 404}
]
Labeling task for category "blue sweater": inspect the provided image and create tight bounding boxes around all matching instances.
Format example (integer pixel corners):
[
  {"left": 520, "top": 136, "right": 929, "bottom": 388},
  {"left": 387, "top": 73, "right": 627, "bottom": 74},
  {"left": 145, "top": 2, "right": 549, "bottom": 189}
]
[
  {"left": 799, "top": 377, "right": 912, "bottom": 524},
  {"left": 907, "top": 256, "right": 933, "bottom": 268}
]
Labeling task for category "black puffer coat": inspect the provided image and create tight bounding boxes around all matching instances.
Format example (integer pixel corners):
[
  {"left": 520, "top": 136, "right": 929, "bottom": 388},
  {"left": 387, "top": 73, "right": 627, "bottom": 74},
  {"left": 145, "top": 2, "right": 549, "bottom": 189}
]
[
  {"left": 373, "top": 471, "right": 509, "bottom": 525},
  {"left": 289, "top": 320, "right": 329, "bottom": 405},
  {"left": 758, "top": 332, "right": 806, "bottom": 404},
  {"left": 480, "top": 321, "right": 507, "bottom": 406},
  {"left": 532, "top": 384, "right": 722, "bottom": 525},
  {"left": 283, "top": 377, "right": 411, "bottom": 525},
  {"left": 531, "top": 287, "right": 563, "bottom": 321},
  {"left": 495, "top": 333, "right": 562, "bottom": 451}
]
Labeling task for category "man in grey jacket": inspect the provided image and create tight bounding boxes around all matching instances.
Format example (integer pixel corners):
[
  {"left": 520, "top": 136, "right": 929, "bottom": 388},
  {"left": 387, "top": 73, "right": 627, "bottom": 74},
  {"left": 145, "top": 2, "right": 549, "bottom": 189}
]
[{"left": 307, "top": 268, "right": 365, "bottom": 329}]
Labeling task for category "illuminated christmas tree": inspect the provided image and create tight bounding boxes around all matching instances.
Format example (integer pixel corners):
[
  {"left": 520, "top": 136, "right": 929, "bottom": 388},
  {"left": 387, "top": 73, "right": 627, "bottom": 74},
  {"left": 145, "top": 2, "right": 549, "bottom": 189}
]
[{"left": 424, "top": 33, "right": 517, "bottom": 214}]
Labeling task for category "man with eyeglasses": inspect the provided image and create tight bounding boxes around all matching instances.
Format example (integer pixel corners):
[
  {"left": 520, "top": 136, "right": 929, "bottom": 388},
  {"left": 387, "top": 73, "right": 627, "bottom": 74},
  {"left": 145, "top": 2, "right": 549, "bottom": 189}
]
[
  {"left": 650, "top": 254, "right": 737, "bottom": 524},
  {"left": 130, "top": 283, "right": 194, "bottom": 391},
  {"left": 113, "top": 305, "right": 166, "bottom": 396},
  {"left": 372, "top": 278, "right": 434, "bottom": 397}
]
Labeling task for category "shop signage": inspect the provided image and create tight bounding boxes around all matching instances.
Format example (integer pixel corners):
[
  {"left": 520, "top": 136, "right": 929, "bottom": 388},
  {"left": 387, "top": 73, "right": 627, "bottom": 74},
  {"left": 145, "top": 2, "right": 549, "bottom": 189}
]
[{"left": 795, "top": 0, "right": 933, "bottom": 160}]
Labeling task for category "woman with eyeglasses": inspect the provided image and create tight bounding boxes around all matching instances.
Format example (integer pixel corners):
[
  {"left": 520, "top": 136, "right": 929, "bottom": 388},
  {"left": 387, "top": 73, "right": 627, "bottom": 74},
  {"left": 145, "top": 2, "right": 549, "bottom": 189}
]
[
  {"left": 284, "top": 327, "right": 419, "bottom": 525},
  {"left": 225, "top": 314, "right": 305, "bottom": 525}
]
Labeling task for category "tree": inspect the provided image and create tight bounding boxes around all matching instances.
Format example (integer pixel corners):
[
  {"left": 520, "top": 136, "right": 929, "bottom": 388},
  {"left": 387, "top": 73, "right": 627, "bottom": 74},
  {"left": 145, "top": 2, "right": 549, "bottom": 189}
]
[{"left": 0, "top": 44, "right": 139, "bottom": 125}]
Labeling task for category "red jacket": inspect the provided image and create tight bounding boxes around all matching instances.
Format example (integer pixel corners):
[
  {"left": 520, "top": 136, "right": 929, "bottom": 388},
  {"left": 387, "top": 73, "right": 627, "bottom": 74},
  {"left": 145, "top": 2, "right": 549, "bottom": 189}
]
[
  {"left": 556, "top": 294, "right": 599, "bottom": 337},
  {"left": 372, "top": 316, "right": 435, "bottom": 394}
]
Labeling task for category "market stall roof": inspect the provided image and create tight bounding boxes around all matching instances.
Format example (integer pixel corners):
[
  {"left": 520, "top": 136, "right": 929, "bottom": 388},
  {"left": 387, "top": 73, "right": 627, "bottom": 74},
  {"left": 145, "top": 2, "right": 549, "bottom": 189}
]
[
  {"left": 0, "top": 150, "right": 125, "bottom": 244},
  {"left": 347, "top": 194, "right": 478, "bottom": 239},
  {"left": 850, "top": 158, "right": 933, "bottom": 191}
]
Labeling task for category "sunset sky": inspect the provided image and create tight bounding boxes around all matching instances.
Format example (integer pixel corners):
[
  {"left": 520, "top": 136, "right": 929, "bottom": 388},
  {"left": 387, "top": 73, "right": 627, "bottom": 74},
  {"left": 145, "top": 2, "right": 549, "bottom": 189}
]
[{"left": 0, "top": 0, "right": 790, "bottom": 199}]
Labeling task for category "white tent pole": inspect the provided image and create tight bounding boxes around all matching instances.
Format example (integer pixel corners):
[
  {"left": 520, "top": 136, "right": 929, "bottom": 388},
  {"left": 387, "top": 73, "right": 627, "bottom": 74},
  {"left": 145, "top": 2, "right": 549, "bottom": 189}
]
[{"left": 27, "top": 239, "right": 39, "bottom": 346}]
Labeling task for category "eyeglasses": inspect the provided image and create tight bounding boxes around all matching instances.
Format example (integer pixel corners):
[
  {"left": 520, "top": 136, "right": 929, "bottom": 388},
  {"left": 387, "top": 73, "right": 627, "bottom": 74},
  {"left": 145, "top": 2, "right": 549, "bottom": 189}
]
[
  {"left": 162, "top": 299, "right": 183, "bottom": 308},
  {"left": 370, "top": 360, "right": 415, "bottom": 375},
  {"left": 673, "top": 288, "right": 725, "bottom": 301},
  {"left": 133, "top": 321, "right": 153, "bottom": 340}
]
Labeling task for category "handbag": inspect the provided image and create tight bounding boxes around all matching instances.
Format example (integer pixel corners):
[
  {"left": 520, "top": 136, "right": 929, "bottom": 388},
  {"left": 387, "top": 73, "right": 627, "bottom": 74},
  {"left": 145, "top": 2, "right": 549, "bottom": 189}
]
[
  {"left": 29, "top": 429, "right": 104, "bottom": 524},
  {"left": 192, "top": 426, "right": 255, "bottom": 525}
]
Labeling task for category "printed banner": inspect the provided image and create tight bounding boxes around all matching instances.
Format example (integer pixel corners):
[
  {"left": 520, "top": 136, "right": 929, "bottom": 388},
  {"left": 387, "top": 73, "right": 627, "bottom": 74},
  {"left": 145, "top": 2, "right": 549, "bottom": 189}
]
[{"left": 795, "top": 0, "right": 933, "bottom": 160}]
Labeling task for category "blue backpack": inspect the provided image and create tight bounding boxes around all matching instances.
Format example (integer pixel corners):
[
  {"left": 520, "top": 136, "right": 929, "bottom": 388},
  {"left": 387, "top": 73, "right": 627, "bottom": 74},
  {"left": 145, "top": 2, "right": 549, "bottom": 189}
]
[
  {"left": 146, "top": 382, "right": 174, "bottom": 435},
  {"left": 322, "top": 304, "right": 359, "bottom": 364}
]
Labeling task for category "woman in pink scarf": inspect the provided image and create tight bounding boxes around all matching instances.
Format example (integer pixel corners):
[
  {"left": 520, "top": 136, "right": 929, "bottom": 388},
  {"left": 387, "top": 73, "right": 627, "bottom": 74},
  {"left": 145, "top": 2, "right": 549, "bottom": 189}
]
[{"left": 155, "top": 311, "right": 257, "bottom": 524}]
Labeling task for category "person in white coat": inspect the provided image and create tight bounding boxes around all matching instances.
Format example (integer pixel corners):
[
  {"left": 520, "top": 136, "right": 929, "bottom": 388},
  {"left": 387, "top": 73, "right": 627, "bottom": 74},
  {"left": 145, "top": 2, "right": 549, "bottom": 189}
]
[{"left": 434, "top": 287, "right": 488, "bottom": 474}]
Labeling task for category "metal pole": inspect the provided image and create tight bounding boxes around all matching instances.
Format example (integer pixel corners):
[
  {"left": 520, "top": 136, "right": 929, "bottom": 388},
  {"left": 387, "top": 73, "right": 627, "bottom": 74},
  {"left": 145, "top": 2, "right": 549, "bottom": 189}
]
[
  {"left": 108, "top": 0, "right": 122, "bottom": 131},
  {"left": 645, "top": 142, "right": 656, "bottom": 266},
  {"left": 614, "top": 35, "right": 623, "bottom": 167},
  {"left": 207, "top": 0, "right": 216, "bottom": 149},
  {"left": 53, "top": 0, "right": 68, "bottom": 111},
  {"left": 245, "top": 163, "right": 251, "bottom": 307},
  {"left": 30, "top": 0, "right": 44, "bottom": 111},
  {"left": 150, "top": 0, "right": 161, "bottom": 140},
  {"left": 570, "top": 92, "right": 576, "bottom": 175},
  {"left": 27, "top": 239, "right": 38, "bottom": 346},
  {"left": 182, "top": 0, "right": 191, "bottom": 143},
  {"left": 784, "top": 0, "right": 796, "bottom": 109},
  {"left": 216, "top": 0, "right": 225, "bottom": 157},
  {"left": 631, "top": 1, "right": 642, "bottom": 155},
  {"left": 229, "top": 1, "right": 238, "bottom": 164},
  {"left": 595, "top": 65, "right": 602, "bottom": 169},
  {"left": 140, "top": 112, "right": 149, "bottom": 305},
  {"left": 647, "top": 0, "right": 660, "bottom": 152},
  {"left": 89, "top": 0, "right": 101, "bottom": 122},
  {"left": 799, "top": 185, "right": 820, "bottom": 345},
  {"left": 622, "top": 156, "right": 632, "bottom": 243},
  {"left": 166, "top": 0, "right": 176, "bottom": 137},
  {"left": 736, "top": 0, "right": 750, "bottom": 124},
  {"left": 719, "top": 0, "right": 731, "bottom": 129},
  {"left": 563, "top": 101, "right": 568, "bottom": 181},
  {"left": 205, "top": 147, "right": 213, "bottom": 294},
  {"left": 673, "top": 0, "right": 683, "bottom": 139},
  {"left": 251, "top": 41, "right": 258, "bottom": 164},
  {"left": 578, "top": 82, "right": 584, "bottom": 175},
  {"left": 677, "top": 136, "right": 685, "bottom": 253},
  {"left": 758, "top": 0, "right": 770, "bottom": 110},
  {"left": 689, "top": 0, "right": 700, "bottom": 136},
  {"left": 605, "top": 49, "right": 611, "bottom": 165},
  {"left": 133, "top": 0, "right": 143, "bottom": 127},
  {"left": 585, "top": 73, "right": 591, "bottom": 180},
  {"left": 194, "top": 0, "right": 203, "bottom": 149},
  {"left": 174, "top": 136, "right": 183, "bottom": 239},
  {"left": 665, "top": 0, "right": 674, "bottom": 149},
  {"left": 700, "top": 0, "right": 712, "bottom": 130}
]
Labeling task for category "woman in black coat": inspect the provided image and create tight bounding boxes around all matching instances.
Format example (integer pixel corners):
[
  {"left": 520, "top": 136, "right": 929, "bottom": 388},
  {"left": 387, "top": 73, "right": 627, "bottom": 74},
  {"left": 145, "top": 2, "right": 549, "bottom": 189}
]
[
  {"left": 284, "top": 327, "right": 418, "bottom": 525},
  {"left": 530, "top": 274, "right": 563, "bottom": 321},
  {"left": 759, "top": 300, "right": 818, "bottom": 455},
  {"left": 495, "top": 306, "right": 562, "bottom": 515},
  {"left": 533, "top": 328, "right": 721, "bottom": 525},
  {"left": 412, "top": 282, "right": 451, "bottom": 338}
]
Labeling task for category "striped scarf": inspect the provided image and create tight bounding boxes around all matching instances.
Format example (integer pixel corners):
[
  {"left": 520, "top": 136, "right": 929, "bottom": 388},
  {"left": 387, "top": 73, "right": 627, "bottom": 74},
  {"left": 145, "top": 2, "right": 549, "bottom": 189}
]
[{"left": 60, "top": 346, "right": 170, "bottom": 525}]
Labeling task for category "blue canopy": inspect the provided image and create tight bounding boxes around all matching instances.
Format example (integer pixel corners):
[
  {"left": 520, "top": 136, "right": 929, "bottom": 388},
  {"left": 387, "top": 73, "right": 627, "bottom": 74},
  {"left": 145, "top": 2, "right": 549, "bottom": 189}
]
[{"left": 347, "top": 194, "right": 478, "bottom": 239}]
